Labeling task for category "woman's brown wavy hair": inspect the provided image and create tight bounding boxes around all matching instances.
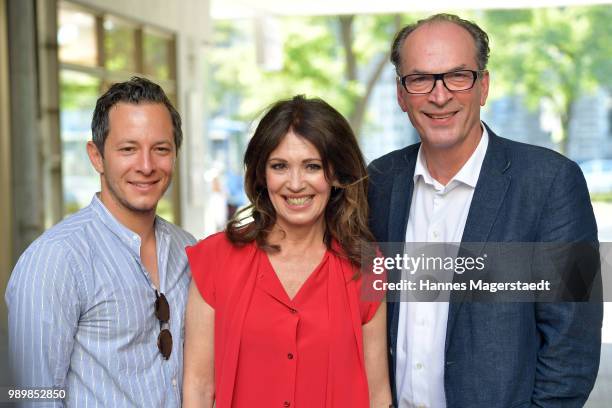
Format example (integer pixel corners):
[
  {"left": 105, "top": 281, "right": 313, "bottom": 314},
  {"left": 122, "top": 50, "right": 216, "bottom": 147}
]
[{"left": 226, "top": 95, "right": 375, "bottom": 269}]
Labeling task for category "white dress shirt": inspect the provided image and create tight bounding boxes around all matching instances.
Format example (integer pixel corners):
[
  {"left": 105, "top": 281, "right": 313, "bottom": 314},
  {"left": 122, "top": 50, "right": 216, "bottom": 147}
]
[{"left": 396, "top": 126, "right": 489, "bottom": 408}]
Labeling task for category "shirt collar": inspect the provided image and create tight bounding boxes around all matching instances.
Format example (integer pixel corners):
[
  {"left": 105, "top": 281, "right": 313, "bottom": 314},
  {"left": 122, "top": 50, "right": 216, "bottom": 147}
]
[
  {"left": 413, "top": 122, "right": 489, "bottom": 189},
  {"left": 90, "top": 193, "right": 168, "bottom": 258}
]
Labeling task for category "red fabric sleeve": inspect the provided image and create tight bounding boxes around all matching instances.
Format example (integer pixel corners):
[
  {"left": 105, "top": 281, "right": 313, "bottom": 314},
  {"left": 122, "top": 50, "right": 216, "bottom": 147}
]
[
  {"left": 186, "top": 233, "right": 222, "bottom": 308},
  {"left": 360, "top": 297, "right": 382, "bottom": 324},
  {"left": 359, "top": 275, "right": 385, "bottom": 324},
  {"left": 358, "top": 249, "right": 386, "bottom": 324}
]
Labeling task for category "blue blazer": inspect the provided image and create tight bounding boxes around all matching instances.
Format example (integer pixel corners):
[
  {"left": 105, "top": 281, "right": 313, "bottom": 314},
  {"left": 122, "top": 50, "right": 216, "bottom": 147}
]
[{"left": 367, "top": 125, "right": 602, "bottom": 408}]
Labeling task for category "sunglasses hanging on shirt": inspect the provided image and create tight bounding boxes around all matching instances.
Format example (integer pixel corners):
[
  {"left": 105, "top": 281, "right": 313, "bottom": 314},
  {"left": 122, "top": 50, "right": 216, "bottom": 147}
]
[{"left": 155, "top": 290, "right": 172, "bottom": 360}]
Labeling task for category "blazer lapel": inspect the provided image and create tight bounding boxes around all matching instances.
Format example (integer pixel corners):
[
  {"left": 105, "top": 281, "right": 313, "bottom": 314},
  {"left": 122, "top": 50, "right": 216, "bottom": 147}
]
[
  {"left": 387, "top": 149, "right": 417, "bottom": 358},
  {"left": 388, "top": 167, "right": 415, "bottom": 243},
  {"left": 446, "top": 131, "right": 512, "bottom": 349}
]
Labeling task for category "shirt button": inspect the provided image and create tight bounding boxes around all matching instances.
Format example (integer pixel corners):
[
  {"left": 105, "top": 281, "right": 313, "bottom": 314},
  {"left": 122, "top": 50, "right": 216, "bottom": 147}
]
[
  {"left": 290, "top": 308, "right": 297, "bottom": 314},
  {"left": 432, "top": 231, "right": 439, "bottom": 239},
  {"left": 287, "top": 353, "right": 294, "bottom": 359},
  {"left": 416, "top": 362, "right": 423, "bottom": 370},
  {"left": 171, "top": 378, "right": 177, "bottom": 386},
  {"left": 283, "top": 402, "right": 291, "bottom": 407}
]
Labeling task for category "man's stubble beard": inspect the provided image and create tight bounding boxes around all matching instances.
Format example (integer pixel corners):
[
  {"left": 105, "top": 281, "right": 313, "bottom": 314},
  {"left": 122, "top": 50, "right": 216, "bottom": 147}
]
[{"left": 102, "top": 173, "right": 170, "bottom": 215}]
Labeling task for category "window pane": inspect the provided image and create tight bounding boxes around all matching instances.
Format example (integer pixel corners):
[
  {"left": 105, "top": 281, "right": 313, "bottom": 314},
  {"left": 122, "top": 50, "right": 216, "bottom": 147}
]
[
  {"left": 104, "top": 17, "right": 136, "bottom": 72},
  {"left": 58, "top": 2, "right": 98, "bottom": 66},
  {"left": 60, "top": 70, "right": 100, "bottom": 215},
  {"left": 144, "top": 30, "right": 173, "bottom": 80}
]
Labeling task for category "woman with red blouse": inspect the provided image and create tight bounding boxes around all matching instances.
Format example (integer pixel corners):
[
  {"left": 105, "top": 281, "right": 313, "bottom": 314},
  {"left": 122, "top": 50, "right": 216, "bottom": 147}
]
[{"left": 183, "top": 95, "right": 391, "bottom": 408}]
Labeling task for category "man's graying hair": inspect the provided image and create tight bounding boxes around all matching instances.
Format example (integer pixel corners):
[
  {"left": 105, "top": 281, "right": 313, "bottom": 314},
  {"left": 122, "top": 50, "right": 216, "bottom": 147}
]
[
  {"left": 91, "top": 76, "right": 182, "bottom": 155},
  {"left": 390, "top": 13, "right": 490, "bottom": 75}
]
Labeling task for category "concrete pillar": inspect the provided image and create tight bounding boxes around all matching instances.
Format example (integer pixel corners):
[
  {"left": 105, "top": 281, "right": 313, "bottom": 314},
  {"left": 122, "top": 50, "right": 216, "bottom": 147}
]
[
  {"left": 37, "top": 0, "right": 63, "bottom": 228},
  {"left": 7, "top": 0, "right": 44, "bottom": 259},
  {"left": 0, "top": 0, "right": 12, "bottom": 276}
]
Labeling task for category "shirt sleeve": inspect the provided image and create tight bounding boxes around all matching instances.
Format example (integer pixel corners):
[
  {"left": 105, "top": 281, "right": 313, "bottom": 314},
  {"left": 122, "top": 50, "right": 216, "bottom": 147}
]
[
  {"left": 5, "top": 240, "right": 81, "bottom": 399},
  {"left": 185, "top": 236, "right": 218, "bottom": 308}
]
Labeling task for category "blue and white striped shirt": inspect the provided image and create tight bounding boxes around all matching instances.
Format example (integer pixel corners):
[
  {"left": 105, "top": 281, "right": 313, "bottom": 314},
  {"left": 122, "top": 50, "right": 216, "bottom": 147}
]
[{"left": 6, "top": 194, "right": 196, "bottom": 407}]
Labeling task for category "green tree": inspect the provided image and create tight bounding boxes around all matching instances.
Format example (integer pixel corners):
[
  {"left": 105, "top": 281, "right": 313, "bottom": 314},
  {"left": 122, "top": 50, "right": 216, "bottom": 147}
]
[
  {"left": 484, "top": 6, "right": 612, "bottom": 154},
  {"left": 210, "top": 6, "right": 611, "bottom": 150},
  {"left": 209, "top": 14, "right": 405, "bottom": 139}
]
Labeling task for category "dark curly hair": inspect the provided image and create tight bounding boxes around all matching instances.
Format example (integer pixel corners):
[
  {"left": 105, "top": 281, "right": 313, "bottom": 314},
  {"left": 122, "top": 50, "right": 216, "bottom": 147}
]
[{"left": 226, "top": 95, "right": 375, "bottom": 269}]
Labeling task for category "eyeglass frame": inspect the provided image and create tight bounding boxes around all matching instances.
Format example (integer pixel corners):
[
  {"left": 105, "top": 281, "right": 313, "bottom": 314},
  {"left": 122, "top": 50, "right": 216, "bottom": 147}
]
[
  {"left": 155, "top": 290, "right": 173, "bottom": 360},
  {"left": 398, "top": 69, "right": 487, "bottom": 95}
]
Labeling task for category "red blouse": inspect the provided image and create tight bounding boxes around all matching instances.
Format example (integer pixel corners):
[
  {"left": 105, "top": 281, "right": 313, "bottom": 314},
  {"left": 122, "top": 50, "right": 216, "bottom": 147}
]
[{"left": 186, "top": 232, "right": 381, "bottom": 408}]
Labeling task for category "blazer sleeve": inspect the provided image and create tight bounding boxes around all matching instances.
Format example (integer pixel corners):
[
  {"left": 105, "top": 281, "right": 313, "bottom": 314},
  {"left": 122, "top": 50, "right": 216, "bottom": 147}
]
[{"left": 531, "top": 160, "right": 603, "bottom": 407}]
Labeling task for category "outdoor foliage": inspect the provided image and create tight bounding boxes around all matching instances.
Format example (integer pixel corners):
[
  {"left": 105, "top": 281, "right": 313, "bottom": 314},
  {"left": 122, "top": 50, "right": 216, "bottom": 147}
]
[
  {"left": 209, "top": 6, "right": 612, "bottom": 151},
  {"left": 483, "top": 5, "right": 612, "bottom": 153},
  {"left": 209, "top": 14, "right": 406, "bottom": 137}
]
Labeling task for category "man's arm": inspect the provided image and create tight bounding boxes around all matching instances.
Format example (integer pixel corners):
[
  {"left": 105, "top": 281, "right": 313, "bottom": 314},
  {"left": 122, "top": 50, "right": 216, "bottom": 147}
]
[
  {"left": 5, "top": 240, "right": 81, "bottom": 403},
  {"left": 532, "top": 160, "right": 603, "bottom": 407}
]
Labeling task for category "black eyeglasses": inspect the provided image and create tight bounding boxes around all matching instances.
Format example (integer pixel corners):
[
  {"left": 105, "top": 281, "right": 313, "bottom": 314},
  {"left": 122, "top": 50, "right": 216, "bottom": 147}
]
[
  {"left": 155, "top": 291, "right": 172, "bottom": 360},
  {"left": 399, "top": 69, "right": 485, "bottom": 94}
]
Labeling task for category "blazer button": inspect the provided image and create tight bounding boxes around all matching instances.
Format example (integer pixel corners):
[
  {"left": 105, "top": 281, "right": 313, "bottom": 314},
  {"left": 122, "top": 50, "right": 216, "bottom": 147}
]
[
  {"left": 283, "top": 401, "right": 291, "bottom": 407},
  {"left": 287, "top": 353, "right": 294, "bottom": 359}
]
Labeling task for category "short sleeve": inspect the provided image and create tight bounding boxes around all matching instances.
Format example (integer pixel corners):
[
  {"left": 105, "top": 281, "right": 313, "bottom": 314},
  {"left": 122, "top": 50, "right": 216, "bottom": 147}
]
[
  {"left": 359, "top": 274, "right": 385, "bottom": 325},
  {"left": 358, "top": 250, "right": 386, "bottom": 324},
  {"left": 360, "top": 299, "right": 382, "bottom": 325},
  {"left": 186, "top": 235, "right": 220, "bottom": 308}
]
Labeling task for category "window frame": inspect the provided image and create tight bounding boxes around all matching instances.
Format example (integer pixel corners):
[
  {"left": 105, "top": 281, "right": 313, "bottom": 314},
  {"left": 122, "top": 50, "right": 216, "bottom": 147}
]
[{"left": 58, "top": 0, "right": 180, "bottom": 223}]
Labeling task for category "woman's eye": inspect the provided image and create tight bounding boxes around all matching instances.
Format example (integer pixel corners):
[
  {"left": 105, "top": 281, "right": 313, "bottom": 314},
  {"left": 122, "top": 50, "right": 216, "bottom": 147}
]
[
  {"left": 270, "top": 163, "right": 286, "bottom": 170},
  {"left": 306, "top": 163, "right": 322, "bottom": 170}
]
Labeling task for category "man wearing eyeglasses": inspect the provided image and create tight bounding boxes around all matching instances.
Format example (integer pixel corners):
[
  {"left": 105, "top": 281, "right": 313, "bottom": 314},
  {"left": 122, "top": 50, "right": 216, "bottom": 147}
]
[
  {"left": 367, "top": 14, "right": 601, "bottom": 408},
  {"left": 6, "top": 77, "right": 196, "bottom": 407}
]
